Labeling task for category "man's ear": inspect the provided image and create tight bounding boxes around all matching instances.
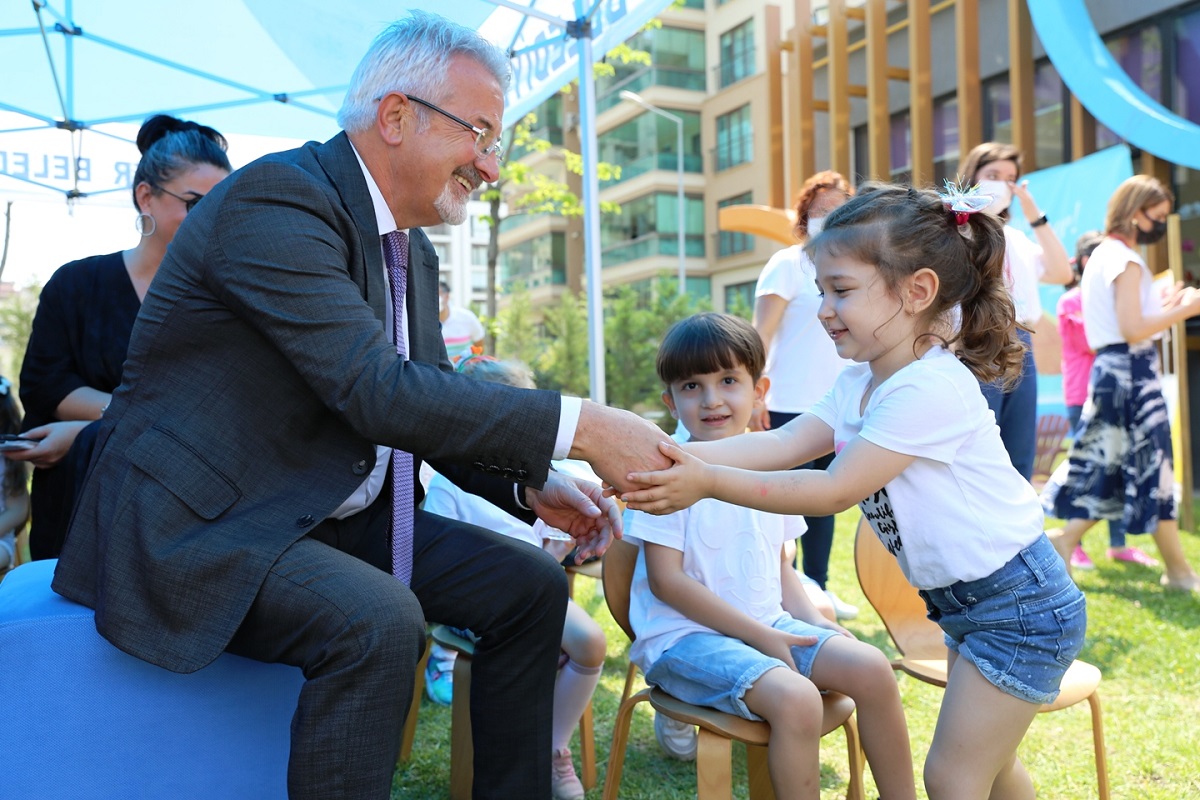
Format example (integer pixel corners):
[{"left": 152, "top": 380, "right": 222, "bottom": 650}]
[
  {"left": 376, "top": 92, "right": 412, "bottom": 147},
  {"left": 907, "top": 267, "right": 940, "bottom": 316},
  {"left": 661, "top": 388, "right": 678, "bottom": 420}
]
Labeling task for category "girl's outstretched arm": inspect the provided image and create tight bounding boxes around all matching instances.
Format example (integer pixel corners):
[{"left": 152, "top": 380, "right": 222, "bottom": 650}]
[
  {"left": 624, "top": 434, "right": 915, "bottom": 517},
  {"left": 684, "top": 412, "right": 835, "bottom": 472}
]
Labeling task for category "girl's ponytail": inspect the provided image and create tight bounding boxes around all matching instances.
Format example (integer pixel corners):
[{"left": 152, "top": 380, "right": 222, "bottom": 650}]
[{"left": 954, "top": 211, "right": 1024, "bottom": 387}]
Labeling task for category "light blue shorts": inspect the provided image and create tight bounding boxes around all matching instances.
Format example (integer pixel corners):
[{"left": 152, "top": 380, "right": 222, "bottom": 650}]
[
  {"left": 918, "top": 534, "right": 1087, "bottom": 705},
  {"left": 644, "top": 617, "right": 838, "bottom": 721}
]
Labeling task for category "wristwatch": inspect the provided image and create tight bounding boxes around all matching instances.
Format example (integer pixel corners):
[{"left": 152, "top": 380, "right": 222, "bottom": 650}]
[{"left": 1029, "top": 214, "right": 1048, "bottom": 228}]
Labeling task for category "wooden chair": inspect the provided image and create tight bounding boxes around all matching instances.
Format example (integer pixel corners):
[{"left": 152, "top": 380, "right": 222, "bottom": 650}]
[
  {"left": 396, "top": 636, "right": 430, "bottom": 766},
  {"left": 853, "top": 517, "right": 1109, "bottom": 800},
  {"left": 602, "top": 538, "right": 865, "bottom": 800},
  {"left": 1031, "top": 413, "right": 1071, "bottom": 489}
]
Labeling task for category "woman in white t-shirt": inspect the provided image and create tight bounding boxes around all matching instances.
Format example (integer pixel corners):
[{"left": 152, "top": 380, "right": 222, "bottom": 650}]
[
  {"left": 1042, "top": 175, "right": 1200, "bottom": 592},
  {"left": 959, "top": 143, "right": 1073, "bottom": 480},
  {"left": 623, "top": 183, "right": 1086, "bottom": 798},
  {"left": 752, "top": 171, "right": 856, "bottom": 619},
  {"left": 439, "top": 280, "right": 486, "bottom": 362}
]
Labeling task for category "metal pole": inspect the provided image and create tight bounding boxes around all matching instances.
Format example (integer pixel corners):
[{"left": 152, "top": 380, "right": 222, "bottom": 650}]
[
  {"left": 578, "top": 30, "right": 606, "bottom": 405},
  {"left": 675, "top": 118, "right": 685, "bottom": 296}
]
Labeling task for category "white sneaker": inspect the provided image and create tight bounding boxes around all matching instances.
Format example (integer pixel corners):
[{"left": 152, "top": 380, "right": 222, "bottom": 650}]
[
  {"left": 824, "top": 588, "right": 859, "bottom": 621},
  {"left": 654, "top": 711, "right": 697, "bottom": 761}
]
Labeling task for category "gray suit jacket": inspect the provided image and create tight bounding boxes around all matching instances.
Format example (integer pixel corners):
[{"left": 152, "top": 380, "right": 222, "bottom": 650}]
[{"left": 53, "top": 133, "right": 561, "bottom": 673}]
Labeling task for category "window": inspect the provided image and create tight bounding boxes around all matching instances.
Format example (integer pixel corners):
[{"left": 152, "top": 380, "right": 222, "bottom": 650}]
[
  {"left": 498, "top": 233, "right": 566, "bottom": 289},
  {"left": 599, "top": 192, "right": 706, "bottom": 267},
  {"left": 598, "top": 110, "right": 702, "bottom": 184},
  {"left": 716, "top": 105, "right": 753, "bottom": 170},
  {"left": 717, "top": 192, "right": 754, "bottom": 257},
  {"left": 472, "top": 244, "right": 489, "bottom": 266},
  {"left": 724, "top": 281, "right": 756, "bottom": 318},
  {"left": 719, "top": 19, "right": 755, "bottom": 89},
  {"left": 1097, "top": 24, "right": 1163, "bottom": 149},
  {"left": 596, "top": 27, "right": 706, "bottom": 110}
]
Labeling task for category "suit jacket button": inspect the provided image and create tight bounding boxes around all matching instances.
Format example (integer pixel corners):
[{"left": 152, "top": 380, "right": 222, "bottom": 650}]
[
  {"left": 515, "top": 469, "right": 528, "bottom": 481},
  {"left": 501, "top": 467, "right": 515, "bottom": 478},
  {"left": 351, "top": 460, "right": 369, "bottom": 476},
  {"left": 486, "top": 465, "right": 502, "bottom": 475},
  {"left": 296, "top": 514, "right": 315, "bottom": 528},
  {"left": 473, "top": 461, "right": 486, "bottom": 471}
]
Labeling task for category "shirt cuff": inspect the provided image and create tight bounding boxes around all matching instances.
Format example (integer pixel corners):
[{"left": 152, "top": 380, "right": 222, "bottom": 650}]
[
  {"left": 553, "top": 396, "right": 582, "bottom": 460},
  {"left": 513, "top": 483, "right": 531, "bottom": 511}
]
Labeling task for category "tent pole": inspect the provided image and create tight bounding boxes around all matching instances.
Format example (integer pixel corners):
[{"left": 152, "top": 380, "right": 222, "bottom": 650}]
[{"left": 576, "top": 23, "right": 605, "bottom": 405}]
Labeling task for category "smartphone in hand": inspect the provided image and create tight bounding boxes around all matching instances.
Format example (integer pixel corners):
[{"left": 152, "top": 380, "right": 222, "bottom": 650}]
[{"left": 0, "top": 434, "right": 37, "bottom": 452}]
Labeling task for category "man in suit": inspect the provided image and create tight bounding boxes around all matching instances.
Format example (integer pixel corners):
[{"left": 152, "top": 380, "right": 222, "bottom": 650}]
[{"left": 53, "top": 11, "right": 670, "bottom": 799}]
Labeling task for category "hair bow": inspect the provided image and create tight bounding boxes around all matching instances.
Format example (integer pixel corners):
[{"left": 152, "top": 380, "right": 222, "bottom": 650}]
[{"left": 940, "top": 179, "right": 993, "bottom": 226}]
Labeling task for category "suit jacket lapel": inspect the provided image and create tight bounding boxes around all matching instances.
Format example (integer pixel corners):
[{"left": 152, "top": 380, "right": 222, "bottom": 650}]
[{"left": 314, "top": 133, "right": 387, "bottom": 325}]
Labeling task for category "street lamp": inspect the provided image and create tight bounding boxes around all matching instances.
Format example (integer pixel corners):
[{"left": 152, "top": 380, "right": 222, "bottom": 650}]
[{"left": 620, "top": 90, "right": 687, "bottom": 297}]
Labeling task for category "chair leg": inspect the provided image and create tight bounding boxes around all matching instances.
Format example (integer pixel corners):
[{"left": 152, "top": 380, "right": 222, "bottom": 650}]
[
  {"left": 840, "top": 714, "right": 865, "bottom": 800},
  {"left": 621, "top": 661, "right": 639, "bottom": 703},
  {"left": 695, "top": 728, "right": 734, "bottom": 800},
  {"left": 746, "top": 743, "right": 777, "bottom": 800},
  {"left": 579, "top": 698, "right": 596, "bottom": 790},
  {"left": 448, "top": 654, "right": 474, "bottom": 800},
  {"left": 397, "top": 636, "right": 431, "bottom": 765},
  {"left": 601, "top": 688, "right": 650, "bottom": 800},
  {"left": 1087, "top": 691, "right": 1110, "bottom": 800}
]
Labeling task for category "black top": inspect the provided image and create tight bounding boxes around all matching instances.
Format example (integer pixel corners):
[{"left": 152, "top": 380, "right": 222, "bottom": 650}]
[
  {"left": 19, "top": 250, "right": 140, "bottom": 559},
  {"left": 20, "top": 251, "right": 140, "bottom": 430}
]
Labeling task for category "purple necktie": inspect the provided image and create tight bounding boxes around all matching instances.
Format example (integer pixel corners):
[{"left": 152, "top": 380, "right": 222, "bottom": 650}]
[{"left": 383, "top": 230, "right": 414, "bottom": 586}]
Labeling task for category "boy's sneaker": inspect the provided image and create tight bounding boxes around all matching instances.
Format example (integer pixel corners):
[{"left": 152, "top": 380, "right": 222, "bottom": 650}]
[
  {"left": 423, "top": 652, "right": 455, "bottom": 706},
  {"left": 1108, "top": 546, "right": 1159, "bottom": 567},
  {"left": 824, "top": 588, "right": 859, "bottom": 621},
  {"left": 551, "top": 748, "right": 586, "bottom": 800},
  {"left": 654, "top": 711, "right": 697, "bottom": 761},
  {"left": 1070, "top": 546, "right": 1096, "bottom": 571}
]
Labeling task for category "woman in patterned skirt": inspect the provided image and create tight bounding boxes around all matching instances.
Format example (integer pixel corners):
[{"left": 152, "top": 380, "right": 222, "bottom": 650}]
[{"left": 1042, "top": 175, "right": 1200, "bottom": 591}]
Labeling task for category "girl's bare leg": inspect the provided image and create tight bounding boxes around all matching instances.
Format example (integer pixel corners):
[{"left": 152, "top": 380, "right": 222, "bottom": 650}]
[
  {"left": 1047, "top": 519, "right": 1096, "bottom": 576},
  {"left": 1151, "top": 519, "right": 1200, "bottom": 591}
]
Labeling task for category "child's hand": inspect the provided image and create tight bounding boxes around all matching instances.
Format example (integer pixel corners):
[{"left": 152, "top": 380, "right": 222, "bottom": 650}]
[
  {"left": 754, "top": 627, "right": 820, "bottom": 672},
  {"left": 620, "top": 440, "right": 713, "bottom": 514}
]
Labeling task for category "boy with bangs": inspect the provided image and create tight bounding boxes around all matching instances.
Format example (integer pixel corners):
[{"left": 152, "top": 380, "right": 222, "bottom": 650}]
[{"left": 625, "top": 312, "right": 915, "bottom": 798}]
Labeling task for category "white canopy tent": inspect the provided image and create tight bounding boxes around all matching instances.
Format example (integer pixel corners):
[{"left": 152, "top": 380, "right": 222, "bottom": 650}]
[{"left": 1, "top": 0, "right": 673, "bottom": 402}]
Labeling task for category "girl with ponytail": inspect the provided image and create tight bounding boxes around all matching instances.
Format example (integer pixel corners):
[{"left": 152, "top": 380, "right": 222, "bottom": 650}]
[{"left": 619, "top": 183, "right": 1085, "bottom": 799}]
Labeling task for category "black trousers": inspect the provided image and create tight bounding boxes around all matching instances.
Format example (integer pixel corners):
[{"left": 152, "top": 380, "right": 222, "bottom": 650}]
[
  {"left": 769, "top": 410, "right": 836, "bottom": 588},
  {"left": 226, "top": 489, "right": 568, "bottom": 800}
]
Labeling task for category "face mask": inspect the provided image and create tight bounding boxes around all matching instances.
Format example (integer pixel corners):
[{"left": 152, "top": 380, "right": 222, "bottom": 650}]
[
  {"left": 976, "top": 179, "right": 1012, "bottom": 215},
  {"left": 806, "top": 216, "right": 826, "bottom": 238},
  {"left": 439, "top": 297, "right": 448, "bottom": 312},
  {"left": 1135, "top": 218, "right": 1167, "bottom": 245}
]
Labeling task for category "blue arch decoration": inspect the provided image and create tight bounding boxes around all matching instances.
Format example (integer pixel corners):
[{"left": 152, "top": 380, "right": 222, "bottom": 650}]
[{"left": 1028, "top": 0, "right": 1200, "bottom": 169}]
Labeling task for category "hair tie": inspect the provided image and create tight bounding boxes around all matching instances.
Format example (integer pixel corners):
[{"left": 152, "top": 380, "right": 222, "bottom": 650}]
[
  {"left": 453, "top": 354, "right": 498, "bottom": 373},
  {"left": 940, "top": 179, "right": 992, "bottom": 226}
]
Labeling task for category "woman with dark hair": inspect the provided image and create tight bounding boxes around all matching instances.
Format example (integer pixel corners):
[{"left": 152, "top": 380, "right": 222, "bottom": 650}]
[
  {"left": 959, "top": 142, "right": 1072, "bottom": 480},
  {"left": 751, "top": 170, "right": 856, "bottom": 620},
  {"left": 1043, "top": 175, "right": 1200, "bottom": 592},
  {"left": 7, "top": 114, "right": 231, "bottom": 559}
]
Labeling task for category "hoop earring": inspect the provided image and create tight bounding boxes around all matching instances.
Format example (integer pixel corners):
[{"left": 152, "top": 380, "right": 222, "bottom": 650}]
[{"left": 135, "top": 213, "right": 157, "bottom": 238}]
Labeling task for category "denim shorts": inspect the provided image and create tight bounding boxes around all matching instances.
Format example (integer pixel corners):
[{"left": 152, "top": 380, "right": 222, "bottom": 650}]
[
  {"left": 918, "top": 534, "right": 1086, "bottom": 705},
  {"left": 644, "top": 617, "right": 838, "bottom": 721}
]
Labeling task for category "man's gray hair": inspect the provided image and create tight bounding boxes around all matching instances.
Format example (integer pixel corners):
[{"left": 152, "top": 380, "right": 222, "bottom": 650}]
[{"left": 338, "top": 10, "right": 511, "bottom": 134}]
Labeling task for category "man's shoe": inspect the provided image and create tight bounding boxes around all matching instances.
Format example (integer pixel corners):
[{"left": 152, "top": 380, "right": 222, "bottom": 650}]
[
  {"left": 551, "top": 748, "right": 586, "bottom": 800},
  {"left": 654, "top": 711, "right": 697, "bottom": 761},
  {"left": 1070, "top": 546, "right": 1096, "bottom": 571},
  {"left": 1108, "top": 546, "right": 1159, "bottom": 567},
  {"left": 824, "top": 588, "right": 859, "bottom": 621}
]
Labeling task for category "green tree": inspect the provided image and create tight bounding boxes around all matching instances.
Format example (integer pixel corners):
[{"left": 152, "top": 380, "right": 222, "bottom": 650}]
[
  {"left": 537, "top": 290, "right": 590, "bottom": 397},
  {"left": 492, "top": 281, "right": 541, "bottom": 369},
  {"left": 0, "top": 283, "right": 39, "bottom": 385}
]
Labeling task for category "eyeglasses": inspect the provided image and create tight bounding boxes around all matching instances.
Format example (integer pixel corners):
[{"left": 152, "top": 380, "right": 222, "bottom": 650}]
[
  {"left": 404, "top": 94, "right": 504, "bottom": 163},
  {"left": 154, "top": 184, "right": 205, "bottom": 213}
]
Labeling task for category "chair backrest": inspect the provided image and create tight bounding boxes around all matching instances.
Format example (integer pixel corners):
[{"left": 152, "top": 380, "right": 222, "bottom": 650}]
[
  {"left": 602, "top": 538, "right": 641, "bottom": 644},
  {"left": 853, "top": 516, "right": 946, "bottom": 660},
  {"left": 1031, "top": 413, "right": 1071, "bottom": 484}
]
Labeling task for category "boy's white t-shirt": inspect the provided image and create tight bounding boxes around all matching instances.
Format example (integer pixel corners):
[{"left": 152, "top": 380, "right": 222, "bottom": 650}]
[
  {"left": 441, "top": 305, "right": 486, "bottom": 362},
  {"left": 624, "top": 501, "right": 806, "bottom": 673},
  {"left": 755, "top": 245, "right": 851, "bottom": 413},
  {"left": 809, "top": 346, "right": 1043, "bottom": 589},
  {"left": 1079, "top": 237, "right": 1160, "bottom": 350}
]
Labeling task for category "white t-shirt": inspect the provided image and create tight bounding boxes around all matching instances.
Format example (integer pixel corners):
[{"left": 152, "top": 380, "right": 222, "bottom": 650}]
[
  {"left": 624, "top": 501, "right": 806, "bottom": 672},
  {"left": 441, "top": 305, "right": 486, "bottom": 362},
  {"left": 1003, "top": 226, "right": 1047, "bottom": 327},
  {"left": 809, "top": 347, "right": 1043, "bottom": 589},
  {"left": 755, "top": 245, "right": 850, "bottom": 413},
  {"left": 1079, "top": 238, "right": 1161, "bottom": 350}
]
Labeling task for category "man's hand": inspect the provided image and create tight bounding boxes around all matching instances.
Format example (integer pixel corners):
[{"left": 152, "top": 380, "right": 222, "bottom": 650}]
[
  {"left": 569, "top": 402, "right": 672, "bottom": 494},
  {"left": 3, "top": 420, "right": 90, "bottom": 469},
  {"left": 526, "top": 473, "right": 623, "bottom": 563},
  {"left": 620, "top": 440, "right": 714, "bottom": 515}
]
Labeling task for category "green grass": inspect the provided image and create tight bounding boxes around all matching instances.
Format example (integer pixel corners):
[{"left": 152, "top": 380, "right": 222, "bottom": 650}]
[{"left": 392, "top": 511, "right": 1200, "bottom": 799}]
